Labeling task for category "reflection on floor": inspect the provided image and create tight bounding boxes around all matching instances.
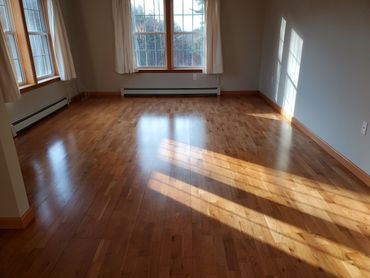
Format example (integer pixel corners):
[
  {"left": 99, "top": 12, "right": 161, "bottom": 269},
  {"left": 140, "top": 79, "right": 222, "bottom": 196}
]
[{"left": 1, "top": 96, "right": 369, "bottom": 277}]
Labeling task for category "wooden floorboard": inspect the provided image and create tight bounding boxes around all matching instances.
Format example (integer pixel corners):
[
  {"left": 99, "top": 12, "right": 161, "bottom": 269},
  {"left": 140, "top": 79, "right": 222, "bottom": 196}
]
[{"left": 1, "top": 96, "right": 370, "bottom": 277}]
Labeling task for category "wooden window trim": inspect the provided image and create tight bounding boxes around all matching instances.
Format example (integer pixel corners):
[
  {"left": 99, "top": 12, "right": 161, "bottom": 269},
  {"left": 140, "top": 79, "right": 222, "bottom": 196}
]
[
  {"left": 165, "top": 0, "right": 172, "bottom": 70},
  {"left": 7, "top": 0, "right": 59, "bottom": 93},
  {"left": 136, "top": 0, "right": 204, "bottom": 73},
  {"left": 20, "top": 76, "right": 60, "bottom": 93},
  {"left": 138, "top": 69, "right": 202, "bottom": 73}
]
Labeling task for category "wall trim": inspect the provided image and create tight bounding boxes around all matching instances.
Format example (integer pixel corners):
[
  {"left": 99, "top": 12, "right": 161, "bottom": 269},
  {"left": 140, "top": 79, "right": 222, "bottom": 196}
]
[
  {"left": 80, "top": 91, "right": 260, "bottom": 97},
  {"left": 257, "top": 91, "right": 370, "bottom": 187},
  {"left": 0, "top": 207, "right": 35, "bottom": 229}
]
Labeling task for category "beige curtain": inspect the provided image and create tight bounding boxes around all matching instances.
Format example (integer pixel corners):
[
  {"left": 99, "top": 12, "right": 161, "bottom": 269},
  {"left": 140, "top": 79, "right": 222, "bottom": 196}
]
[
  {"left": 112, "top": 0, "right": 137, "bottom": 74},
  {"left": 0, "top": 22, "right": 20, "bottom": 103},
  {"left": 204, "top": 0, "right": 223, "bottom": 74},
  {"left": 47, "top": 0, "right": 76, "bottom": 81}
]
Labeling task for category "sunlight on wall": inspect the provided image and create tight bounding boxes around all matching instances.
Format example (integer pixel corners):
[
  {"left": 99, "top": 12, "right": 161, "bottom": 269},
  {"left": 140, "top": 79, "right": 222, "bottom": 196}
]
[
  {"left": 275, "top": 17, "right": 287, "bottom": 102},
  {"left": 282, "top": 29, "right": 303, "bottom": 119},
  {"left": 148, "top": 170, "right": 370, "bottom": 277}
]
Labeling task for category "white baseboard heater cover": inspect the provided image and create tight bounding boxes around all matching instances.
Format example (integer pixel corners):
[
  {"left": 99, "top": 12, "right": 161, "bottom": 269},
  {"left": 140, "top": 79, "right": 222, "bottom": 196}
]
[
  {"left": 11, "top": 98, "right": 69, "bottom": 136},
  {"left": 121, "top": 87, "right": 221, "bottom": 96}
]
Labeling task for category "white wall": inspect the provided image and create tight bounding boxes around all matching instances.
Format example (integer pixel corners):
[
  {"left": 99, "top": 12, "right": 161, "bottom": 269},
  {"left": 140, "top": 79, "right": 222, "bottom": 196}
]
[
  {"left": 62, "top": 0, "right": 265, "bottom": 92},
  {"left": 0, "top": 101, "right": 30, "bottom": 218},
  {"left": 259, "top": 0, "right": 370, "bottom": 175},
  {"left": 5, "top": 80, "right": 77, "bottom": 123}
]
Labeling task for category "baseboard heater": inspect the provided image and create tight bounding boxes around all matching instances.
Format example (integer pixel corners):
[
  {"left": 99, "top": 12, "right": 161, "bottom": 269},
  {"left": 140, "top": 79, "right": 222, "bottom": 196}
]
[
  {"left": 11, "top": 98, "right": 69, "bottom": 136},
  {"left": 121, "top": 87, "right": 221, "bottom": 96}
]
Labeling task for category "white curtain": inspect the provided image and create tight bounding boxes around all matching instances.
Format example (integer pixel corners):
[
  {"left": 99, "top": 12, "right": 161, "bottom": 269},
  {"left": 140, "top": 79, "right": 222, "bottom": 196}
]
[
  {"left": 112, "top": 0, "right": 137, "bottom": 74},
  {"left": 204, "top": 0, "right": 223, "bottom": 74},
  {"left": 0, "top": 22, "right": 20, "bottom": 103},
  {"left": 47, "top": 0, "right": 76, "bottom": 81}
]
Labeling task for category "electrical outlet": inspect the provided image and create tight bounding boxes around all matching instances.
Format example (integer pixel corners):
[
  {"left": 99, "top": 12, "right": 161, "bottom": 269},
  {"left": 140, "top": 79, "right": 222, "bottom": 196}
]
[
  {"left": 361, "top": 121, "right": 368, "bottom": 135},
  {"left": 193, "top": 73, "right": 198, "bottom": 81}
]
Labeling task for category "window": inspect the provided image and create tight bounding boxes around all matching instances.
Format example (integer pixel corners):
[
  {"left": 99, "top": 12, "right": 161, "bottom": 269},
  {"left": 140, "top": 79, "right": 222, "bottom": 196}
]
[
  {"left": 132, "top": 0, "right": 166, "bottom": 68},
  {"left": 0, "top": 0, "right": 58, "bottom": 92},
  {"left": 22, "top": 0, "right": 54, "bottom": 79},
  {"left": 173, "top": 0, "right": 204, "bottom": 68},
  {"left": 131, "top": 0, "right": 205, "bottom": 71},
  {"left": 0, "top": 0, "right": 24, "bottom": 84}
]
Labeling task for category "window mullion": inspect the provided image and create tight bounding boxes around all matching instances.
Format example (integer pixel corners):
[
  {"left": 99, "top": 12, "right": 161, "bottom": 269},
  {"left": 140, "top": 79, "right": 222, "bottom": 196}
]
[{"left": 165, "top": 0, "right": 172, "bottom": 70}]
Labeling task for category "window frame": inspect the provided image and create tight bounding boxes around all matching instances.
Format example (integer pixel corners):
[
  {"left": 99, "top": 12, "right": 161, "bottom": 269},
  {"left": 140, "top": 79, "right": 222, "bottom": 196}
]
[
  {"left": 135, "top": 0, "right": 205, "bottom": 73},
  {"left": 22, "top": 0, "right": 56, "bottom": 80},
  {"left": 2, "top": 0, "right": 60, "bottom": 94},
  {"left": 132, "top": 0, "right": 168, "bottom": 70}
]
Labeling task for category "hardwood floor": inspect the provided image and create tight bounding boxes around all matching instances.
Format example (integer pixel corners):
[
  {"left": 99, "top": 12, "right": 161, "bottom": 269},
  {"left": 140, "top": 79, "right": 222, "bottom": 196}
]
[{"left": 1, "top": 96, "right": 370, "bottom": 277}]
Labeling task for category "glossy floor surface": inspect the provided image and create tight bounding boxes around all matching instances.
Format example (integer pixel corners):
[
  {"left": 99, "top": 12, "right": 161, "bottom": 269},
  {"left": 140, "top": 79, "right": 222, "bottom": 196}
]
[{"left": 1, "top": 96, "right": 370, "bottom": 277}]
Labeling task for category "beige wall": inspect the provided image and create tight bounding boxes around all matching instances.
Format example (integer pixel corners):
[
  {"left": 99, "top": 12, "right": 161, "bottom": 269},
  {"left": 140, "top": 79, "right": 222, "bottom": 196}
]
[
  {"left": 62, "top": 0, "right": 265, "bottom": 92},
  {"left": 259, "top": 0, "right": 370, "bottom": 174},
  {"left": 0, "top": 101, "right": 29, "bottom": 218},
  {"left": 5, "top": 80, "right": 77, "bottom": 124}
]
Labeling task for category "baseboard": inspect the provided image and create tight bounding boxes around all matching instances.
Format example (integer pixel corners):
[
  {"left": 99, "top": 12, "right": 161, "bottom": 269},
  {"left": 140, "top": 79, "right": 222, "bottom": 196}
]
[
  {"left": 0, "top": 207, "right": 35, "bottom": 229},
  {"left": 82, "top": 91, "right": 259, "bottom": 97},
  {"left": 221, "top": 90, "right": 259, "bottom": 96},
  {"left": 257, "top": 91, "right": 370, "bottom": 187},
  {"left": 291, "top": 117, "right": 370, "bottom": 186},
  {"left": 257, "top": 92, "right": 287, "bottom": 117}
]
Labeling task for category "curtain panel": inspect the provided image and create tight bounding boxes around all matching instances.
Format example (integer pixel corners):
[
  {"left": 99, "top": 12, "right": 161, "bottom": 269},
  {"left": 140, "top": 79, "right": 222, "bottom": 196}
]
[
  {"left": 47, "top": 0, "right": 76, "bottom": 81},
  {"left": 204, "top": 0, "right": 223, "bottom": 74},
  {"left": 0, "top": 21, "right": 20, "bottom": 103},
  {"left": 112, "top": 0, "right": 137, "bottom": 74}
]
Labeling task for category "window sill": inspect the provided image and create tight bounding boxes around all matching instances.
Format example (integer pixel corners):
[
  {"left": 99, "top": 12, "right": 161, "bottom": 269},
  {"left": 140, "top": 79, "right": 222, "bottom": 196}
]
[
  {"left": 20, "top": 76, "right": 61, "bottom": 94},
  {"left": 137, "top": 69, "right": 203, "bottom": 73}
]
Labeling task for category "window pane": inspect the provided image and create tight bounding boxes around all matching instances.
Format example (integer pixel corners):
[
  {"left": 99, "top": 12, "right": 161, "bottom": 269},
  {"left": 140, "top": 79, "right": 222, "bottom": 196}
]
[
  {"left": 22, "top": 0, "right": 46, "bottom": 33},
  {"left": 173, "top": 0, "right": 182, "bottom": 15},
  {"left": 154, "top": 0, "right": 163, "bottom": 16},
  {"left": 29, "top": 34, "right": 53, "bottom": 78},
  {"left": 173, "top": 0, "right": 205, "bottom": 68},
  {"left": 5, "top": 33, "right": 18, "bottom": 59},
  {"left": 173, "top": 15, "right": 183, "bottom": 32},
  {"left": 174, "top": 34, "right": 191, "bottom": 67},
  {"left": 156, "top": 15, "right": 165, "bottom": 32},
  {"left": 193, "top": 0, "right": 204, "bottom": 13},
  {"left": 22, "top": 0, "right": 54, "bottom": 79},
  {"left": 131, "top": 0, "right": 166, "bottom": 68},
  {"left": 6, "top": 34, "right": 23, "bottom": 83},
  {"left": 183, "top": 15, "right": 192, "bottom": 32},
  {"left": 0, "top": 0, "right": 24, "bottom": 84},
  {"left": 134, "top": 33, "right": 166, "bottom": 67},
  {"left": 0, "top": 2, "right": 11, "bottom": 31},
  {"left": 183, "top": 0, "right": 192, "bottom": 15}
]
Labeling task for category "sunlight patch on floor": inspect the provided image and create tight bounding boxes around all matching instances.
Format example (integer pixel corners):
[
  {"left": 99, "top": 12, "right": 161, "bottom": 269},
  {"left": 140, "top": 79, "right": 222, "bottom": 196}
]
[{"left": 148, "top": 171, "right": 369, "bottom": 277}]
